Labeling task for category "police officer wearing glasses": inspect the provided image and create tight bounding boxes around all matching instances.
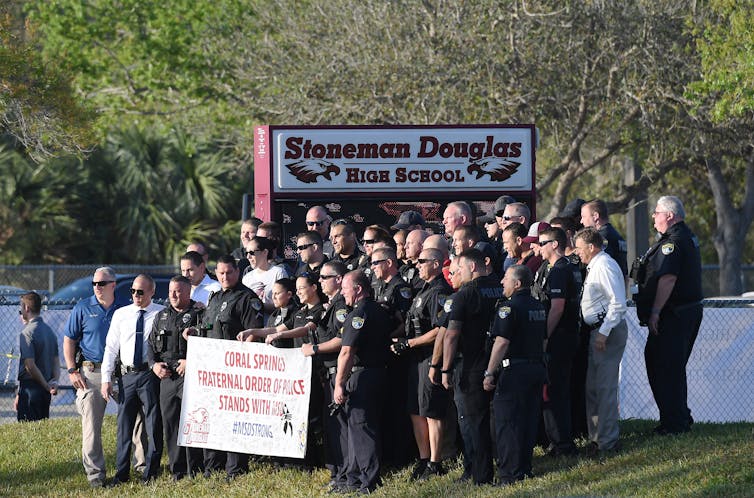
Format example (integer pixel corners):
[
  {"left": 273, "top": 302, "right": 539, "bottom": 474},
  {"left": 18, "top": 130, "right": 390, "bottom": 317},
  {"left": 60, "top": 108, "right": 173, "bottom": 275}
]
[{"left": 634, "top": 196, "right": 702, "bottom": 435}]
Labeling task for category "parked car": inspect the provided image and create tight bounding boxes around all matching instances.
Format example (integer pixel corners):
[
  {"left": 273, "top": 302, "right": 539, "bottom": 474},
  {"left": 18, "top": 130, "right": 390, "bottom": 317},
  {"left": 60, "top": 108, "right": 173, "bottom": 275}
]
[
  {"left": 0, "top": 285, "right": 50, "bottom": 305},
  {"left": 49, "top": 274, "right": 174, "bottom": 305}
]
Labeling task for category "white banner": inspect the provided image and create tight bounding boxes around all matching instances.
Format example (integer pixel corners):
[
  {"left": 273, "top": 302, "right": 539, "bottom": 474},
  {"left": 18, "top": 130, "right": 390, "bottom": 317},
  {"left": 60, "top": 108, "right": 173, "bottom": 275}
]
[
  {"left": 178, "top": 337, "right": 312, "bottom": 458},
  {"left": 619, "top": 307, "right": 754, "bottom": 423}
]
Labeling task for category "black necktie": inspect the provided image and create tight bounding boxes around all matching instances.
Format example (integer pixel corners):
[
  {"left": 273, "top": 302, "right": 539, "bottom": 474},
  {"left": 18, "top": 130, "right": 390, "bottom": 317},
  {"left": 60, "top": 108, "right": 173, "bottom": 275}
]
[{"left": 133, "top": 309, "right": 145, "bottom": 365}]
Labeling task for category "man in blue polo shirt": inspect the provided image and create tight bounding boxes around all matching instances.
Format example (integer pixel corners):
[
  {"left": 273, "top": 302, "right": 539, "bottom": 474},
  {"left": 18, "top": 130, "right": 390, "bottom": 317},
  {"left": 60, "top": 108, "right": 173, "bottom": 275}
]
[{"left": 64, "top": 267, "right": 125, "bottom": 488}]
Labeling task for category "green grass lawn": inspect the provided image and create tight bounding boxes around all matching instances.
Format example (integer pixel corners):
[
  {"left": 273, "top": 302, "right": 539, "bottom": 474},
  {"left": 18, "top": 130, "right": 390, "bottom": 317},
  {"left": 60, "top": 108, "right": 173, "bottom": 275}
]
[{"left": 0, "top": 417, "right": 752, "bottom": 497}]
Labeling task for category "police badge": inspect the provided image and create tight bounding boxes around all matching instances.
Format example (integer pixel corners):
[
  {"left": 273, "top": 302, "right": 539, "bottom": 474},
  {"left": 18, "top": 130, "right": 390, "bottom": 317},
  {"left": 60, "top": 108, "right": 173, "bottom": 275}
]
[
  {"left": 220, "top": 302, "right": 228, "bottom": 312},
  {"left": 498, "top": 306, "right": 511, "bottom": 319},
  {"left": 661, "top": 243, "right": 675, "bottom": 255},
  {"left": 415, "top": 297, "right": 423, "bottom": 308},
  {"left": 181, "top": 314, "right": 191, "bottom": 324},
  {"left": 351, "top": 316, "right": 365, "bottom": 329},
  {"left": 444, "top": 298, "right": 453, "bottom": 313}
]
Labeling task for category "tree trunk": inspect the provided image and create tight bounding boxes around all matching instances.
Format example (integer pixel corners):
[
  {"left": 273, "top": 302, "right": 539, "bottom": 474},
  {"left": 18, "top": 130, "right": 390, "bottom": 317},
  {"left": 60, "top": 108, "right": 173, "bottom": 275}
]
[{"left": 705, "top": 154, "right": 754, "bottom": 296}]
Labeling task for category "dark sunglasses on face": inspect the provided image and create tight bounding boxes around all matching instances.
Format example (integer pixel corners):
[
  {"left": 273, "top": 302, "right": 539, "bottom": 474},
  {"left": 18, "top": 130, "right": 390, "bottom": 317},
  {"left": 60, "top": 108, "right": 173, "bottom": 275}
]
[
  {"left": 319, "top": 274, "right": 338, "bottom": 280},
  {"left": 92, "top": 281, "right": 114, "bottom": 287},
  {"left": 536, "top": 240, "right": 556, "bottom": 246},
  {"left": 246, "top": 249, "right": 265, "bottom": 256},
  {"left": 296, "top": 243, "right": 316, "bottom": 251},
  {"left": 306, "top": 220, "right": 325, "bottom": 227},
  {"left": 417, "top": 258, "right": 437, "bottom": 265},
  {"left": 361, "top": 239, "right": 375, "bottom": 245},
  {"left": 130, "top": 288, "right": 145, "bottom": 296},
  {"left": 370, "top": 259, "right": 388, "bottom": 266}
]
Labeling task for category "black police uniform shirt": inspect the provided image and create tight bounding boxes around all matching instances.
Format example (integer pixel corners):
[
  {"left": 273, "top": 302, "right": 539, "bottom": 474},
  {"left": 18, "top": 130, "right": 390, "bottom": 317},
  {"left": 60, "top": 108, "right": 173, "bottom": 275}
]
[
  {"left": 399, "top": 261, "right": 424, "bottom": 292},
  {"left": 333, "top": 249, "right": 363, "bottom": 272},
  {"left": 598, "top": 223, "right": 629, "bottom": 277},
  {"left": 317, "top": 292, "right": 351, "bottom": 368},
  {"left": 341, "top": 298, "right": 391, "bottom": 368},
  {"left": 542, "top": 256, "right": 582, "bottom": 333},
  {"left": 292, "top": 301, "right": 327, "bottom": 348},
  {"left": 637, "top": 221, "right": 702, "bottom": 318},
  {"left": 490, "top": 289, "right": 546, "bottom": 360},
  {"left": 148, "top": 301, "right": 204, "bottom": 366},
  {"left": 203, "top": 282, "right": 264, "bottom": 340},
  {"left": 446, "top": 275, "right": 504, "bottom": 372},
  {"left": 374, "top": 275, "right": 413, "bottom": 338},
  {"left": 406, "top": 276, "right": 452, "bottom": 359},
  {"left": 294, "top": 255, "right": 329, "bottom": 280},
  {"left": 268, "top": 302, "right": 298, "bottom": 348}
]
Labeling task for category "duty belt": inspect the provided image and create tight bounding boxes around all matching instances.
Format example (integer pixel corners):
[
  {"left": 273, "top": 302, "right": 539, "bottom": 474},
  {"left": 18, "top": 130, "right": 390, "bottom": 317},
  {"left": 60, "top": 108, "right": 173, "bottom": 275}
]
[
  {"left": 121, "top": 363, "right": 149, "bottom": 375},
  {"left": 584, "top": 320, "right": 603, "bottom": 332},
  {"left": 327, "top": 366, "right": 338, "bottom": 377}
]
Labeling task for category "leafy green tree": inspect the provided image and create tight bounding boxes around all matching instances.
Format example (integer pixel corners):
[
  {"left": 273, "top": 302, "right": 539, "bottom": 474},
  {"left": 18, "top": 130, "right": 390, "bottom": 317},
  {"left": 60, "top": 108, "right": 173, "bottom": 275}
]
[{"left": 0, "top": 0, "right": 94, "bottom": 160}]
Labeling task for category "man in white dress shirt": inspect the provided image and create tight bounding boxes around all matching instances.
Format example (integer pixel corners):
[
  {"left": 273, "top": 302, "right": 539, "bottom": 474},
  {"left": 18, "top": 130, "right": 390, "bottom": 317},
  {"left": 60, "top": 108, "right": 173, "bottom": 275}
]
[
  {"left": 573, "top": 228, "right": 627, "bottom": 456},
  {"left": 181, "top": 251, "right": 221, "bottom": 305},
  {"left": 101, "top": 274, "right": 165, "bottom": 485}
]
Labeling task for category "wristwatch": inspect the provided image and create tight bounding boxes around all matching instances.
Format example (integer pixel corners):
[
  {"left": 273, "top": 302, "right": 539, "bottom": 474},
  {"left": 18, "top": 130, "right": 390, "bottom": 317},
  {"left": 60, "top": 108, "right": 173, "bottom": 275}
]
[
  {"left": 483, "top": 370, "right": 495, "bottom": 378},
  {"left": 312, "top": 344, "right": 320, "bottom": 354},
  {"left": 68, "top": 367, "right": 79, "bottom": 374}
]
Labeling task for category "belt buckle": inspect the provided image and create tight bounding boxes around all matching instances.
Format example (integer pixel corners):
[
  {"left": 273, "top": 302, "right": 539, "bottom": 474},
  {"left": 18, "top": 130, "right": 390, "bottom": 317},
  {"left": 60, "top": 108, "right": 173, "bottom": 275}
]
[
  {"left": 85, "top": 361, "right": 95, "bottom": 372},
  {"left": 502, "top": 358, "right": 510, "bottom": 368}
]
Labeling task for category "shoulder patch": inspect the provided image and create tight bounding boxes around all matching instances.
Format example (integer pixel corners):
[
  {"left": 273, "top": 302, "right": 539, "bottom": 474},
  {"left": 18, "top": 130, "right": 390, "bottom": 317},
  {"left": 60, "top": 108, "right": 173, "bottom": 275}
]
[
  {"left": 251, "top": 300, "right": 262, "bottom": 311},
  {"left": 443, "top": 298, "right": 453, "bottom": 313},
  {"left": 351, "top": 316, "right": 364, "bottom": 329},
  {"left": 661, "top": 243, "right": 675, "bottom": 255},
  {"left": 335, "top": 309, "right": 348, "bottom": 323},
  {"left": 498, "top": 306, "right": 511, "bottom": 319},
  {"left": 400, "top": 287, "right": 412, "bottom": 300},
  {"left": 437, "top": 294, "right": 447, "bottom": 307}
]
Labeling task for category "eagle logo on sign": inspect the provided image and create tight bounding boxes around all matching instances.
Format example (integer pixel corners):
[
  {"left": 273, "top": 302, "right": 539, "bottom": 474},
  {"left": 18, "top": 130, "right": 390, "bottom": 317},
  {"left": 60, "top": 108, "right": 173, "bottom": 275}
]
[
  {"left": 335, "top": 309, "right": 348, "bottom": 323},
  {"left": 467, "top": 159, "right": 520, "bottom": 182},
  {"left": 661, "top": 243, "right": 675, "bottom": 255},
  {"left": 351, "top": 316, "right": 365, "bottom": 330},
  {"left": 498, "top": 306, "right": 512, "bottom": 319},
  {"left": 286, "top": 160, "right": 341, "bottom": 184}
]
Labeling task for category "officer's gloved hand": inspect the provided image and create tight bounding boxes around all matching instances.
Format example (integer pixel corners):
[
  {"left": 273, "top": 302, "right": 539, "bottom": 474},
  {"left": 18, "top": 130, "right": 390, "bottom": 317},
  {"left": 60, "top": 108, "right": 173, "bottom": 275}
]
[{"left": 391, "top": 338, "right": 411, "bottom": 356}]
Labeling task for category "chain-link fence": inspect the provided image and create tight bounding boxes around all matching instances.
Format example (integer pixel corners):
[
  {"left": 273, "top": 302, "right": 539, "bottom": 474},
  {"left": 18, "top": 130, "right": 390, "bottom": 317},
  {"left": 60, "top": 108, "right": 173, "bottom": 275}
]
[
  {"left": 0, "top": 265, "right": 178, "bottom": 295},
  {"left": 1, "top": 300, "right": 753, "bottom": 425}
]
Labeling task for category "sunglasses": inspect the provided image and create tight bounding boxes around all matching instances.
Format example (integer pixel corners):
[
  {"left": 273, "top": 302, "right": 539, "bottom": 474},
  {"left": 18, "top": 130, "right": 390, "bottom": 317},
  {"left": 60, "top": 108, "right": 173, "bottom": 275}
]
[
  {"left": 296, "top": 243, "right": 316, "bottom": 251},
  {"left": 417, "top": 258, "right": 437, "bottom": 265},
  {"left": 92, "top": 281, "right": 114, "bottom": 287},
  {"left": 246, "top": 249, "right": 265, "bottom": 256},
  {"left": 536, "top": 240, "right": 556, "bottom": 246},
  {"left": 130, "top": 288, "right": 145, "bottom": 296},
  {"left": 306, "top": 220, "right": 325, "bottom": 227},
  {"left": 361, "top": 239, "right": 375, "bottom": 245},
  {"left": 502, "top": 215, "right": 520, "bottom": 221},
  {"left": 370, "top": 259, "right": 388, "bottom": 266},
  {"left": 319, "top": 274, "right": 338, "bottom": 280}
]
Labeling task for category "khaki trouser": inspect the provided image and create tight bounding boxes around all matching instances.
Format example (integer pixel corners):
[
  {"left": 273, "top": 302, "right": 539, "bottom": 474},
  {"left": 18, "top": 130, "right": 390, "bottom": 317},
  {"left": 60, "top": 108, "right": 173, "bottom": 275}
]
[{"left": 75, "top": 369, "right": 149, "bottom": 482}]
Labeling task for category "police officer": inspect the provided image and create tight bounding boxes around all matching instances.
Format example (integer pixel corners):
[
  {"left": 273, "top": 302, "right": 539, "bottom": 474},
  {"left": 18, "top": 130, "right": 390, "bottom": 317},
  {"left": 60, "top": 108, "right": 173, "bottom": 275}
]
[
  {"left": 371, "top": 246, "right": 414, "bottom": 467},
  {"left": 333, "top": 270, "right": 391, "bottom": 494},
  {"left": 580, "top": 199, "right": 629, "bottom": 278},
  {"left": 330, "top": 221, "right": 363, "bottom": 272},
  {"left": 441, "top": 248, "right": 504, "bottom": 485},
  {"left": 400, "top": 229, "right": 429, "bottom": 292},
  {"left": 634, "top": 196, "right": 703, "bottom": 435},
  {"left": 484, "top": 265, "right": 546, "bottom": 485},
  {"left": 147, "top": 276, "right": 204, "bottom": 480},
  {"left": 302, "top": 261, "right": 350, "bottom": 491},
  {"left": 534, "top": 227, "right": 582, "bottom": 457},
  {"left": 187, "top": 255, "right": 263, "bottom": 480},
  {"left": 392, "top": 247, "right": 451, "bottom": 480}
]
